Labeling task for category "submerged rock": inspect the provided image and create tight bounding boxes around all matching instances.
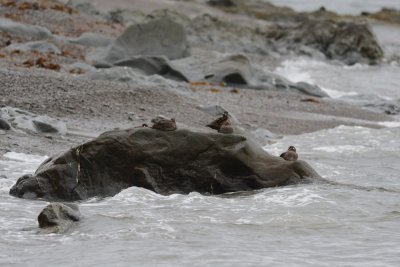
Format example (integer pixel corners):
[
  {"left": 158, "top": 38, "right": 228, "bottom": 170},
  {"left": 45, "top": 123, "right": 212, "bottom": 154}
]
[
  {"left": 38, "top": 203, "right": 80, "bottom": 234},
  {"left": 0, "top": 118, "right": 11, "bottom": 130},
  {"left": 339, "top": 94, "right": 400, "bottom": 115},
  {"left": 10, "top": 128, "right": 322, "bottom": 201}
]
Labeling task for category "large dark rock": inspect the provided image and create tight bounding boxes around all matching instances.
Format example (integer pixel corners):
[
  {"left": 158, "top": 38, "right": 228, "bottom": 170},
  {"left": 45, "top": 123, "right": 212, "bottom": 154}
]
[
  {"left": 10, "top": 128, "right": 322, "bottom": 201},
  {"left": 272, "top": 19, "right": 384, "bottom": 65},
  {"left": 93, "top": 18, "right": 190, "bottom": 65},
  {"left": 38, "top": 203, "right": 80, "bottom": 234}
]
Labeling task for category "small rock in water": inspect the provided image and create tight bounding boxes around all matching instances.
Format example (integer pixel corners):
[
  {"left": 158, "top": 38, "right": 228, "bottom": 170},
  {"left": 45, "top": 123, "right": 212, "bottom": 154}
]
[
  {"left": 33, "top": 120, "right": 59, "bottom": 133},
  {"left": 38, "top": 203, "right": 81, "bottom": 234},
  {"left": 0, "top": 118, "right": 11, "bottom": 130}
]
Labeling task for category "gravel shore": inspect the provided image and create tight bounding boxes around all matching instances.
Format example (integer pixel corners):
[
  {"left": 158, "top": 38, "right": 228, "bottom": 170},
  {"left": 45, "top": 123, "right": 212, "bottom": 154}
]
[{"left": 0, "top": 0, "right": 396, "bottom": 157}]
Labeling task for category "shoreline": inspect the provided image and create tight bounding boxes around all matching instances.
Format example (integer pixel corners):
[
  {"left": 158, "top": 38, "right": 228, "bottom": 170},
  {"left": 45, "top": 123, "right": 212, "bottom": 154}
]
[{"left": 0, "top": 0, "right": 399, "bottom": 158}]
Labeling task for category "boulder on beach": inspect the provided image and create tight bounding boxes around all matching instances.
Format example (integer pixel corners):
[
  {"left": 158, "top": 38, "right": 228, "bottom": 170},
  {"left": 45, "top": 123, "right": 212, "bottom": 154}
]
[
  {"left": 92, "top": 18, "right": 190, "bottom": 65},
  {"left": 38, "top": 203, "right": 81, "bottom": 234},
  {"left": 5, "top": 41, "right": 61, "bottom": 54},
  {"left": 113, "top": 56, "right": 189, "bottom": 82},
  {"left": 10, "top": 128, "right": 322, "bottom": 201},
  {"left": 172, "top": 54, "right": 251, "bottom": 85},
  {"left": 67, "top": 32, "right": 113, "bottom": 47},
  {"left": 0, "top": 107, "right": 67, "bottom": 134},
  {"left": 273, "top": 19, "right": 384, "bottom": 65},
  {"left": 0, "top": 18, "right": 52, "bottom": 40},
  {"left": 173, "top": 53, "right": 328, "bottom": 97}
]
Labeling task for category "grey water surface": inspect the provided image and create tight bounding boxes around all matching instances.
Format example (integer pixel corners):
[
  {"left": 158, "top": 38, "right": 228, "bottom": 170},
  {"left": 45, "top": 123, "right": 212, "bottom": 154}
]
[
  {"left": 1, "top": 123, "right": 400, "bottom": 267},
  {"left": 268, "top": 0, "right": 400, "bottom": 15},
  {"left": 1, "top": 1, "right": 400, "bottom": 266}
]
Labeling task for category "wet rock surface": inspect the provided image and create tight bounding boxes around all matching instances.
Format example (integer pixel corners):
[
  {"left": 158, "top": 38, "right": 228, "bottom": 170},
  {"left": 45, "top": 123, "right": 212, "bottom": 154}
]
[
  {"left": 0, "top": 118, "right": 11, "bottom": 130},
  {"left": 269, "top": 19, "right": 384, "bottom": 65},
  {"left": 38, "top": 202, "right": 80, "bottom": 234},
  {"left": 10, "top": 128, "right": 322, "bottom": 201}
]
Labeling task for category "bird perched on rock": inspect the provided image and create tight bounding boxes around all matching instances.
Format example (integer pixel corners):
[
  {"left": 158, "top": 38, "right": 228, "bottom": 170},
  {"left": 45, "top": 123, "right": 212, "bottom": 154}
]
[
  {"left": 207, "top": 111, "right": 230, "bottom": 131},
  {"left": 134, "top": 123, "right": 148, "bottom": 128},
  {"left": 151, "top": 118, "right": 177, "bottom": 131},
  {"left": 218, "top": 121, "right": 233, "bottom": 134},
  {"left": 280, "top": 146, "right": 298, "bottom": 161}
]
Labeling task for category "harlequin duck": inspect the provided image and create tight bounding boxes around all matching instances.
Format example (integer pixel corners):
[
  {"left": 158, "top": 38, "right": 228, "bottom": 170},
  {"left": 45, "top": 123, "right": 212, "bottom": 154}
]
[
  {"left": 280, "top": 146, "right": 298, "bottom": 161},
  {"left": 151, "top": 118, "right": 177, "bottom": 131},
  {"left": 207, "top": 111, "right": 229, "bottom": 131}
]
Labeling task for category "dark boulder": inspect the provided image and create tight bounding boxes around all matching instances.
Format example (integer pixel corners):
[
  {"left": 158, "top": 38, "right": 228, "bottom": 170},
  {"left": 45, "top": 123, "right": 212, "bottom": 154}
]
[
  {"left": 94, "top": 18, "right": 190, "bottom": 65},
  {"left": 273, "top": 19, "right": 384, "bottom": 65},
  {"left": 113, "top": 56, "right": 189, "bottom": 82},
  {"left": 10, "top": 128, "right": 322, "bottom": 201},
  {"left": 207, "top": 0, "right": 237, "bottom": 7},
  {"left": 38, "top": 203, "right": 80, "bottom": 234},
  {"left": 0, "top": 118, "right": 11, "bottom": 130}
]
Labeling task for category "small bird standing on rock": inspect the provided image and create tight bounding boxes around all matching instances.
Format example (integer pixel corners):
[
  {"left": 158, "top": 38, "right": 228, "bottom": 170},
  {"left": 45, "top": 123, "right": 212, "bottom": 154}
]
[
  {"left": 134, "top": 124, "right": 148, "bottom": 128},
  {"left": 207, "top": 111, "right": 229, "bottom": 130},
  {"left": 280, "top": 146, "right": 298, "bottom": 161},
  {"left": 151, "top": 118, "right": 177, "bottom": 131},
  {"left": 218, "top": 121, "right": 233, "bottom": 134}
]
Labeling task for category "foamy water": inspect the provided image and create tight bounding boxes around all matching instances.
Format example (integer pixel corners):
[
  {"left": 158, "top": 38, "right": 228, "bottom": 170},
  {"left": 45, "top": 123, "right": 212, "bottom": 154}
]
[
  {"left": 2, "top": 1, "right": 400, "bottom": 265},
  {"left": 267, "top": 0, "right": 400, "bottom": 15},
  {"left": 1, "top": 124, "right": 400, "bottom": 266},
  {"left": 274, "top": 58, "right": 400, "bottom": 100}
]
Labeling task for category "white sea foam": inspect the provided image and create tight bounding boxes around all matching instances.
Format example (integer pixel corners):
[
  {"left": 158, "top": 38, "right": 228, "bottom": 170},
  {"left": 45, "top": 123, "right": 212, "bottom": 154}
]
[
  {"left": 321, "top": 87, "right": 359, "bottom": 99},
  {"left": 3, "top": 152, "right": 48, "bottom": 163},
  {"left": 378, "top": 121, "right": 400, "bottom": 128},
  {"left": 274, "top": 58, "right": 325, "bottom": 84},
  {"left": 312, "top": 145, "right": 367, "bottom": 153}
]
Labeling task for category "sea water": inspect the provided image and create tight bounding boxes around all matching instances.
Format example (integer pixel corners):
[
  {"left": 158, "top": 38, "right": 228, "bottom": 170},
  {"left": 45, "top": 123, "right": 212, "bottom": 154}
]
[
  {"left": 1, "top": 124, "right": 400, "bottom": 266},
  {"left": 268, "top": 0, "right": 400, "bottom": 15},
  {"left": 2, "top": 1, "right": 400, "bottom": 266}
]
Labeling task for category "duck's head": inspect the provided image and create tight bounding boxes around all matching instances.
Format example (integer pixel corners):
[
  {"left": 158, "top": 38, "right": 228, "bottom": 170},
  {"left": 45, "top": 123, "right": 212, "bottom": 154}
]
[{"left": 288, "top": 146, "right": 296, "bottom": 152}]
